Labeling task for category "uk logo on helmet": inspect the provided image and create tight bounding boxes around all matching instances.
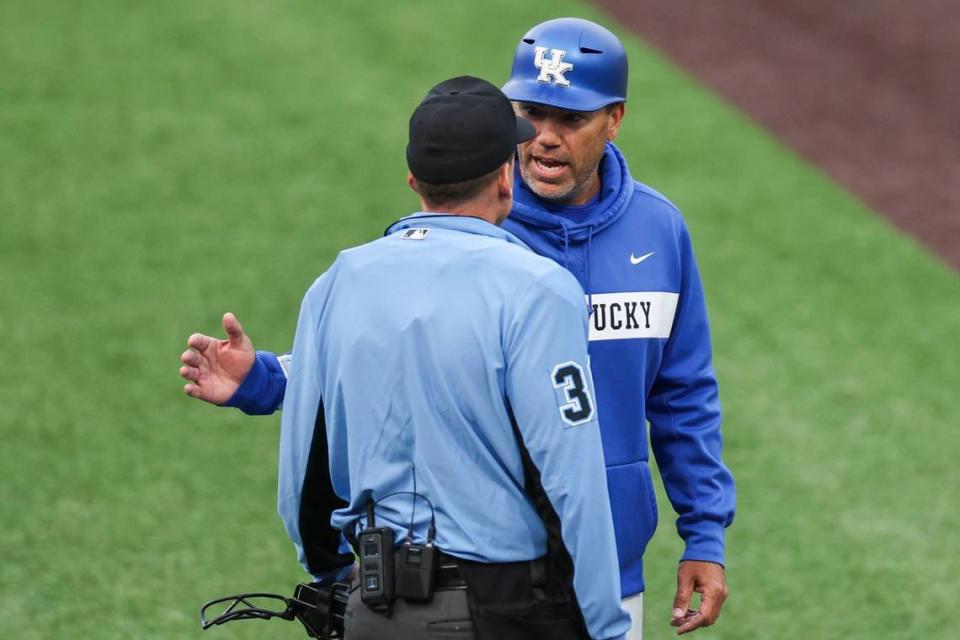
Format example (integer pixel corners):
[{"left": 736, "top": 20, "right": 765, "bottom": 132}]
[{"left": 534, "top": 47, "right": 573, "bottom": 87}]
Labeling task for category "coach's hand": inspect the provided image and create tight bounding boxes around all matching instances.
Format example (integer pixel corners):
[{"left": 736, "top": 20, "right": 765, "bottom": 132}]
[
  {"left": 670, "top": 560, "right": 728, "bottom": 635},
  {"left": 179, "top": 312, "right": 256, "bottom": 405}
]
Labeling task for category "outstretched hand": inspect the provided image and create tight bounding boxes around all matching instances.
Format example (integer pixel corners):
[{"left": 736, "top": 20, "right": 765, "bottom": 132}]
[
  {"left": 671, "top": 560, "right": 728, "bottom": 635},
  {"left": 180, "top": 312, "right": 256, "bottom": 405}
]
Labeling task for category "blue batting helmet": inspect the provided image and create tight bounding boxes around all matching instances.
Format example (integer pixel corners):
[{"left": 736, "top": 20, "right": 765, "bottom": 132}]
[{"left": 501, "top": 17, "right": 628, "bottom": 112}]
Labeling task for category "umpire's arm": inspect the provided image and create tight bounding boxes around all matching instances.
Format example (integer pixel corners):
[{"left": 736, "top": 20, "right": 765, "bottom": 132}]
[
  {"left": 503, "top": 267, "right": 630, "bottom": 640},
  {"left": 276, "top": 273, "right": 354, "bottom": 583}
]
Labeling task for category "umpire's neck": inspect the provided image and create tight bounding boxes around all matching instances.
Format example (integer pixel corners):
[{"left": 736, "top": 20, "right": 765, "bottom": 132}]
[{"left": 406, "top": 159, "right": 515, "bottom": 226}]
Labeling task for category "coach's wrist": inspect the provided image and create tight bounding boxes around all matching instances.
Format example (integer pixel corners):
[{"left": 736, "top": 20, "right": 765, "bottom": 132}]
[
  {"left": 678, "top": 520, "right": 725, "bottom": 566},
  {"left": 223, "top": 354, "right": 270, "bottom": 414}
]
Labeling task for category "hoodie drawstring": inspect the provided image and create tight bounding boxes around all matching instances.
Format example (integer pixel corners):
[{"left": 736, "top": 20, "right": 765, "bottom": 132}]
[
  {"left": 586, "top": 225, "right": 594, "bottom": 317},
  {"left": 558, "top": 222, "right": 594, "bottom": 317},
  {"left": 560, "top": 224, "right": 570, "bottom": 269}
]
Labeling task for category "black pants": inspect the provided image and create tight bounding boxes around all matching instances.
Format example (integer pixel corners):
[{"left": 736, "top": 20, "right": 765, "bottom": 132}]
[{"left": 343, "top": 554, "right": 587, "bottom": 640}]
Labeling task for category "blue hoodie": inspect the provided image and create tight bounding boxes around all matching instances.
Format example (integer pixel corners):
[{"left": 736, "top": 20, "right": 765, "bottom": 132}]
[
  {"left": 504, "top": 143, "right": 735, "bottom": 596},
  {"left": 227, "top": 142, "right": 735, "bottom": 597}
]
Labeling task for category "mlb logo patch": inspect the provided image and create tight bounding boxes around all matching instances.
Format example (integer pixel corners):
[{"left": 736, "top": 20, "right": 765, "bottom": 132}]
[{"left": 401, "top": 228, "right": 430, "bottom": 240}]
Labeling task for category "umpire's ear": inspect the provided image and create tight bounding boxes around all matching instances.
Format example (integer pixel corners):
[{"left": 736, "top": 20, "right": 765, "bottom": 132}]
[
  {"left": 498, "top": 159, "right": 514, "bottom": 201},
  {"left": 407, "top": 171, "right": 420, "bottom": 194}
]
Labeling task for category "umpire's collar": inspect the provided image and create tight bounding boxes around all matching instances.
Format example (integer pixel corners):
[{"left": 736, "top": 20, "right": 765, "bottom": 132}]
[{"left": 385, "top": 212, "right": 533, "bottom": 251}]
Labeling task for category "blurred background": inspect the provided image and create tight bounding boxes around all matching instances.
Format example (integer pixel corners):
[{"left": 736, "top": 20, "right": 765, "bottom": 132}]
[{"left": 2, "top": 1, "right": 957, "bottom": 638}]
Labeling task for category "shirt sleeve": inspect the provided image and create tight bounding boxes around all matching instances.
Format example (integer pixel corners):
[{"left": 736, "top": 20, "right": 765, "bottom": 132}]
[
  {"left": 503, "top": 268, "right": 631, "bottom": 640},
  {"left": 647, "top": 220, "right": 736, "bottom": 564},
  {"left": 223, "top": 351, "right": 288, "bottom": 415},
  {"left": 277, "top": 274, "right": 355, "bottom": 582}
]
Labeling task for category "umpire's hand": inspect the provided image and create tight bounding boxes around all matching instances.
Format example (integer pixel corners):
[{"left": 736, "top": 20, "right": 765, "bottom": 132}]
[
  {"left": 179, "top": 312, "right": 256, "bottom": 405},
  {"left": 671, "top": 560, "right": 728, "bottom": 635}
]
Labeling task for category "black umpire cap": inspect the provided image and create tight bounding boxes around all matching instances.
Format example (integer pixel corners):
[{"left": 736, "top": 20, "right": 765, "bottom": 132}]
[{"left": 406, "top": 76, "right": 536, "bottom": 185}]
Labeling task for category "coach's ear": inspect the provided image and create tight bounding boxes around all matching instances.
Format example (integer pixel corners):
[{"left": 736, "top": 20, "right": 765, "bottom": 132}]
[
  {"left": 407, "top": 171, "right": 419, "bottom": 194},
  {"left": 606, "top": 102, "right": 625, "bottom": 141}
]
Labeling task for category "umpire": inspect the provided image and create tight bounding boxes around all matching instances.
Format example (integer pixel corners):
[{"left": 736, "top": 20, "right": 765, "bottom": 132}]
[{"left": 277, "top": 76, "right": 629, "bottom": 640}]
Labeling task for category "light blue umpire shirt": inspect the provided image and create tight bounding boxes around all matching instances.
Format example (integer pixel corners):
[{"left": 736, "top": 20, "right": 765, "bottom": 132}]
[{"left": 278, "top": 213, "right": 630, "bottom": 640}]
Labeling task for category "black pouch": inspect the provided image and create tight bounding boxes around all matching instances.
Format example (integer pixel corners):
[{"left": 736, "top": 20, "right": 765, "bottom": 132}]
[
  {"left": 455, "top": 558, "right": 588, "bottom": 640},
  {"left": 293, "top": 582, "right": 350, "bottom": 638}
]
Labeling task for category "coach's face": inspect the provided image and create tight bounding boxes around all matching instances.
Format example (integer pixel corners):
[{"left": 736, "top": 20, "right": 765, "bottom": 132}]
[{"left": 514, "top": 102, "right": 624, "bottom": 206}]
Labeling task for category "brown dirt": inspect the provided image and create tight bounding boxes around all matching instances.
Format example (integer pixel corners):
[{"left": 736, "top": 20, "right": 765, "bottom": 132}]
[{"left": 594, "top": 0, "right": 960, "bottom": 270}]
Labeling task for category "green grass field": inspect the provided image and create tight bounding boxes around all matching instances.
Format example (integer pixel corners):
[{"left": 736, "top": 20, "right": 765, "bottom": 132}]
[{"left": 2, "top": 1, "right": 958, "bottom": 638}]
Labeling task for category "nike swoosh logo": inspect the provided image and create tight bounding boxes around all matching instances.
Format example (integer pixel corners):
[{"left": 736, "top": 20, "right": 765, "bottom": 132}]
[{"left": 630, "top": 251, "right": 655, "bottom": 265}]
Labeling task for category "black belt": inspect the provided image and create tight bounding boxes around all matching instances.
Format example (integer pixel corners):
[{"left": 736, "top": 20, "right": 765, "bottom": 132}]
[
  {"left": 433, "top": 552, "right": 551, "bottom": 593},
  {"left": 384, "top": 548, "right": 550, "bottom": 593}
]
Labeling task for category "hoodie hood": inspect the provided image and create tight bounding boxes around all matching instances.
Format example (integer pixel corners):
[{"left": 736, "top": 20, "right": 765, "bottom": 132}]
[{"left": 509, "top": 142, "right": 635, "bottom": 243}]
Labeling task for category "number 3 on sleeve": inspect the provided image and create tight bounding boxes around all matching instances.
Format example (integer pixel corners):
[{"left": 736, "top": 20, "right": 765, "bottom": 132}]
[{"left": 551, "top": 362, "right": 595, "bottom": 427}]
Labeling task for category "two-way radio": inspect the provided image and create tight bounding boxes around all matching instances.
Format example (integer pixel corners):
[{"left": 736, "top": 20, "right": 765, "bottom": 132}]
[{"left": 358, "top": 502, "right": 395, "bottom": 608}]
